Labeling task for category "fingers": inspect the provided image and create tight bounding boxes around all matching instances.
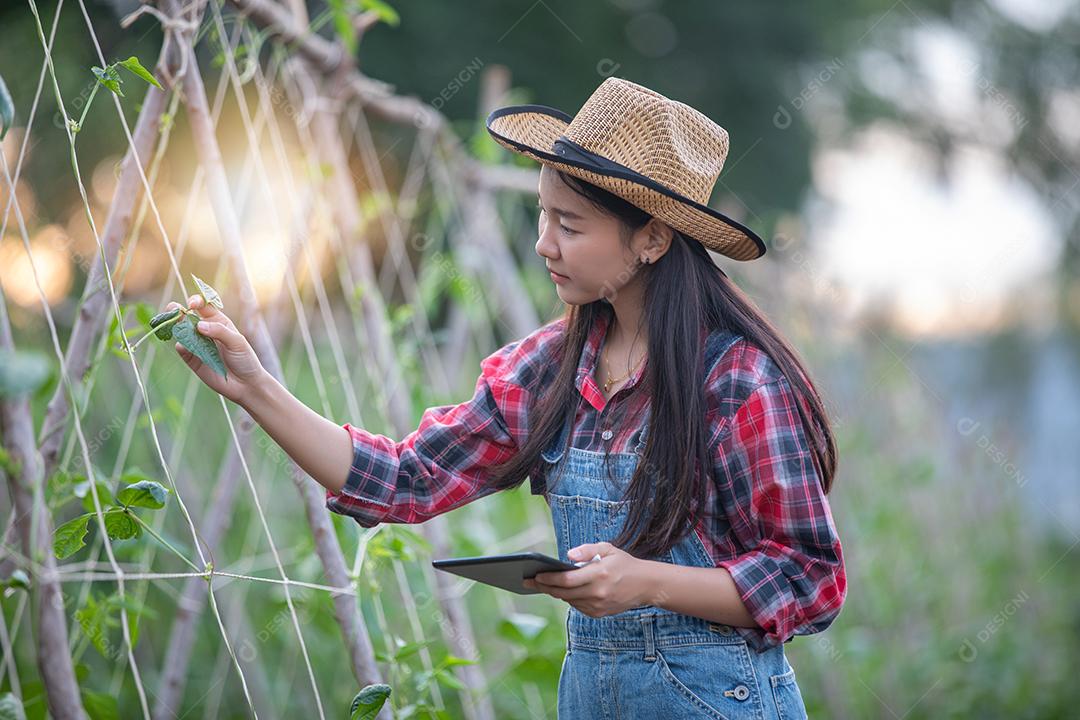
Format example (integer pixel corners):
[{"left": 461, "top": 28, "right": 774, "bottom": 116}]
[
  {"left": 185, "top": 294, "right": 238, "bottom": 331},
  {"left": 530, "top": 581, "right": 593, "bottom": 601},
  {"left": 533, "top": 567, "right": 593, "bottom": 588},
  {"left": 195, "top": 319, "right": 248, "bottom": 352},
  {"left": 175, "top": 341, "right": 200, "bottom": 369}
]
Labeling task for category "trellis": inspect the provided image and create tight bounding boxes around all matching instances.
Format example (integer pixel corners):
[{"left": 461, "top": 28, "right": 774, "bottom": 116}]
[{"left": 0, "top": 0, "right": 558, "bottom": 718}]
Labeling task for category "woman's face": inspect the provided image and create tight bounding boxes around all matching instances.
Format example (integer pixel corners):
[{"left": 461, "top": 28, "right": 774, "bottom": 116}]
[{"left": 534, "top": 165, "right": 651, "bottom": 305}]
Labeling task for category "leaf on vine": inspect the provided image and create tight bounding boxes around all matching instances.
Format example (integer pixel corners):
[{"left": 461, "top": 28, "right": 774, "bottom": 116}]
[
  {"left": 54, "top": 513, "right": 92, "bottom": 559},
  {"left": 103, "top": 509, "right": 140, "bottom": 541},
  {"left": 172, "top": 314, "right": 227, "bottom": 377},
  {"left": 81, "top": 690, "right": 119, "bottom": 720},
  {"left": 118, "top": 56, "right": 163, "bottom": 90},
  {"left": 116, "top": 479, "right": 169, "bottom": 510},
  {"left": 191, "top": 274, "right": 224, "bottom": 309},
  {"left": 0, "top": 74, "right": 14, "bottom": 142},
  {"left": 1, "top": 569, "right": 30, "bottom": 592},
  {"left": 0, "top": 692, "right": 26, "bottom": 720},
  {"left": 360, "top": 0, "right": 400, "bottom": 27},
  {"left": 74, "top": 476, "right": 114, "bottom": 513},
  {"left": 350, "top": 684, "right": 392, "bottom": 720},
  {"left": 149, "top": 308, "right": 180, "bottom": 340},
  {"left": 91, "top": 65, "right": 123, "bottom": 97}
]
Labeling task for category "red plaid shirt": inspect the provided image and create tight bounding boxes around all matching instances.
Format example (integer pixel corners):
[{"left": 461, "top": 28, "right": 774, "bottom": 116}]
[{"left": 326, "top": 307, "right": 846, "bottom": 650}]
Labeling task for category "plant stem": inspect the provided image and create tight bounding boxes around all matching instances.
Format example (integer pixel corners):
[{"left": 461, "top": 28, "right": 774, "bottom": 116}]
[
  {"left": 76, "top": 79, "right": 101, "bottom": 137},
  {"left": 128, "top": 512, "right": 202, "bottom": 573},
  {"left": 127, "top": 308, "right": 192, "bottom": 353}
]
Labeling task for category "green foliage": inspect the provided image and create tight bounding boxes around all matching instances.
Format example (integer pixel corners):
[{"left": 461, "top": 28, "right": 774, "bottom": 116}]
[
  {"left": 117, "top": 56, "right": 162, "bottom": 90},
  {"left": 81, "top": 691, "right": 118, "bottom": 720},
  {"left": 53, "top": 513, "right": 92, "bottom": 560},
  {"left": 90, "top": 65, "right": 123, "bottom": 97},
  {"left": 0, "top": 349, "right": 53, "bottom": 397},
  {"left": 116, "top": 478, "right": 168, "bottom": 509},
  {"left": 120, "top": 276, "right": 226, "bottom": 376},
  {"left": 102, "top": 508, "right": 139, "bottom": 540},
  {"left": 171, "top": 314, "right": 227, "bottom": 377},
  {"left": 0, "top": 693, "right": 26, "bottom": 720},
  {"left": 52, "top": 478, "right": 170, "bottom": 559},
  {"left": 91, "top": 56, "right": 161, "bottom": 99},
  {"left": 149, "top": 308, "right": 180, "bottom": 340},
  {"left": 191, "top": 273, "right": 223, "bottom": 309},
  {"left": 350, "top": 683, "right": 392, "bottom": 720},
  {"left": 0, "top": 448, "right": 19, "bottom": 477},
  {"left": 74, "top": 590, "right": 153, "bottom": 661},
  {"left": 360, "top": 0, "right": 399, "bottom": 26},
  {"left": 1, "top": 569, "right": 30, "bottom": 592}
]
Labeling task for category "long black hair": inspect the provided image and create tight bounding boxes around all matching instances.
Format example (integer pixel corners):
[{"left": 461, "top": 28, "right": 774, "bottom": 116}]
[{"left": 481, "top": 170, "right": 837, "bottom": 561}]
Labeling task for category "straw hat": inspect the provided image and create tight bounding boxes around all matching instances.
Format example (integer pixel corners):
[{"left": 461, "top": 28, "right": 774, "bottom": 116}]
[{"left": 485, "top": 76, "right": 766, "bottom": 261}]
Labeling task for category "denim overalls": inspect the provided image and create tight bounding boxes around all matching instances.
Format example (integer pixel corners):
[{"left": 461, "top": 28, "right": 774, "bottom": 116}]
[{"left": 538, "top": 332, "right": 809, "bottom": 720}]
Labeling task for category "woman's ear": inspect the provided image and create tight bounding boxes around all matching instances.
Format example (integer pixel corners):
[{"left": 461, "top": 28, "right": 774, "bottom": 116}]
[{"left": 645, "top": 218, "right": 675, "bottom": 258}]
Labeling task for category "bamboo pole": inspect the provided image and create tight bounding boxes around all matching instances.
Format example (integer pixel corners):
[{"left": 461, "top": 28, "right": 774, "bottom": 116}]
[{"left": 0, "top": 297, "right": 85, "bottom": 720}]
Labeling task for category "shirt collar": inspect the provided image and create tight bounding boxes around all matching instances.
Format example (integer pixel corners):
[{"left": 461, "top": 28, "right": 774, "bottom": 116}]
[
  {"left": 574, "top": 305, "right": 648, "bottom": 411},
  {"left": 573, "top": 305, "right": 712, "bottom": 411}
]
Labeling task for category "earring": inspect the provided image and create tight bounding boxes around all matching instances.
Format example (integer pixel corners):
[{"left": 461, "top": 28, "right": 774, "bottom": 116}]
[{"left": 640, "top": 256, "right": 651, "bottom": 265}]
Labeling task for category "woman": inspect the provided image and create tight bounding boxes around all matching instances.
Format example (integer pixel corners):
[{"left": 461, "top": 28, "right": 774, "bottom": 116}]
[{"left": 172, "top": 77, "right": 845, "bottom": 719}]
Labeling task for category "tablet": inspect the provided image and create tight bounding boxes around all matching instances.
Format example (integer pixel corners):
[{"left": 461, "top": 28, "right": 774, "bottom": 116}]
[{"left": 432, "top": 551, "right": 581, "bottom": 595}]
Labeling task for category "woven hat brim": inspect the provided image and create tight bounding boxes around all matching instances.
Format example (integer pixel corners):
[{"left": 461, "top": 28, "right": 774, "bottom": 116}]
[{"left": 486, "top": 104, "right": 766, "bottom": 261}]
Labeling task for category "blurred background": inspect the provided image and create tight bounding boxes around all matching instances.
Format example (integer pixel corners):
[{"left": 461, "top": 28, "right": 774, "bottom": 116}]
[{"left": 1, "top": 0, "right": 1078, "bottom": 718}]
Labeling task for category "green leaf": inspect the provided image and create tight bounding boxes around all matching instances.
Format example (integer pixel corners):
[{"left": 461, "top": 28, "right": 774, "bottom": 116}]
[
  {"left": 149, "top": 308, "right": 180, "bottom": 340},
  {"left": 118, "top": 56, "right": 163, "bottom": 90},
  {"left": 191, "top": 274, "right": 224, "bottom": 309},
  {"left": 54, "top": 514, "right": 92, "bottom": 559},
  {"left": 134, "top": 302, "right": 156, "bottom": 327},
  {"left": 0, "top": 74, "right": 14, "bottom": 142},
  {"left": 497, "top": 612, "right": 549, "bottom": 644},
  {"left": 440, "top": 655, "right": 478, "bottom": 668},
  {"left": 0, "top": 350, "right": 53, "bottom": 398},
  {"left": 328, "top": 0, "right": 357, "bottom": 56},
  {"left": 103, "top": 509, "right": 140, "bottom": 541},
  {"left": 350, "top": 684, "right": 392, "bottom": 720},
  {"left": 172, "top": 314, "right": 227, "bottom": 377},
  {"left": 0, "top": 448, "right": 19, "bottom": 477},
  {"left": 0, "top": 692, "right": 27, "bottom": 720},
  {"left": 360, "top": 0, "right": 400, "bottom": 26},
  {"left": 76, "top": 478, "right": 114, "bottom": 513},
  {"left": 91, "top": 65, "right": 123, "bottom": 97},
  {"left": 81, "top": 690, "right": 118, "bottom": 720},
  {"left": 434, "top": 668, "right": 466, "bottom": 691},
  {"left": 2, "top": 569, "right": 30, "bottom": 592},
  {"left": 75, "top": 593, "right": 110, "bottom": 658},
  {"left": 392, "top": 638, "right": 435, "bottom": 661},
  {"left": 116, "top": 479, "right": 169, "bottom": 509}
]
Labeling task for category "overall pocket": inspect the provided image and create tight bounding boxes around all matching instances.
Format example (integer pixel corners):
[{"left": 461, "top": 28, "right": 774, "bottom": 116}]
[
  {"left": 770, "top": 665, "right": 808, "bottom": 720},
  {"left": 652, "top": 641, "right": 756, "bottom": 720}
]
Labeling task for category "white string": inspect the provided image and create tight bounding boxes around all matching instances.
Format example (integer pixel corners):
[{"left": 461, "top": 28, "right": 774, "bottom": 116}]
[{"left": 25, "top": 0, "right": 261, "bottom": 713}]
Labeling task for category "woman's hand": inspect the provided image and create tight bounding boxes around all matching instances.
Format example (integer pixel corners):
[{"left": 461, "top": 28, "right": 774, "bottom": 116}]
[
  {"left": 523, "top": 542, "right": 654, "bottom": 617},
  {"left": 165, "top": 294, "right": 266, "bottom": 406}
]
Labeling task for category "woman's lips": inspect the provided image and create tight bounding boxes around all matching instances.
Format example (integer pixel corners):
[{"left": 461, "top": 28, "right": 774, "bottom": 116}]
[{"left": 549, "top": 269, "right": 570, "bottom": 284}]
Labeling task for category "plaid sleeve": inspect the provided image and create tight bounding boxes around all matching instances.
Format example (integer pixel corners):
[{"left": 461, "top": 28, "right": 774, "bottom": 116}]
[
  {"left": 325, "top": 341, "right": 529, "bottom": 527},
  {"left": 713, "top": 376, "right": 847, "bottom": 647}
]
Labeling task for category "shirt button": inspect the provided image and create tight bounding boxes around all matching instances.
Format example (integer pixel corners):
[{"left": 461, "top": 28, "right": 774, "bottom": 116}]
[
  {"left": 601, "top": 429, "right": 613, "bottom": 441},
  {"left": 733, "top": 685, "right": 750, "bottom": 701}
]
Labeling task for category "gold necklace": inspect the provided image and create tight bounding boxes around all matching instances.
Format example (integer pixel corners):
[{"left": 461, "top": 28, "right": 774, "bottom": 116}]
[{"left": 602, "top": 347, "right": 646, "bottom": 394}]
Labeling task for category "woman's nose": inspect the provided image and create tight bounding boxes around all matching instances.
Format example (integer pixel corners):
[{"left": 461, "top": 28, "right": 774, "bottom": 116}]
[{"left": 535, "top": 217, "right": 558, "bottom": 260}]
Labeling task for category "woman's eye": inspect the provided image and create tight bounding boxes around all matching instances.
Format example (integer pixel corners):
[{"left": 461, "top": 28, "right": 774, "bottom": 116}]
[{"left": 560, "top": 224, "right": 578, "bottom": 236}]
